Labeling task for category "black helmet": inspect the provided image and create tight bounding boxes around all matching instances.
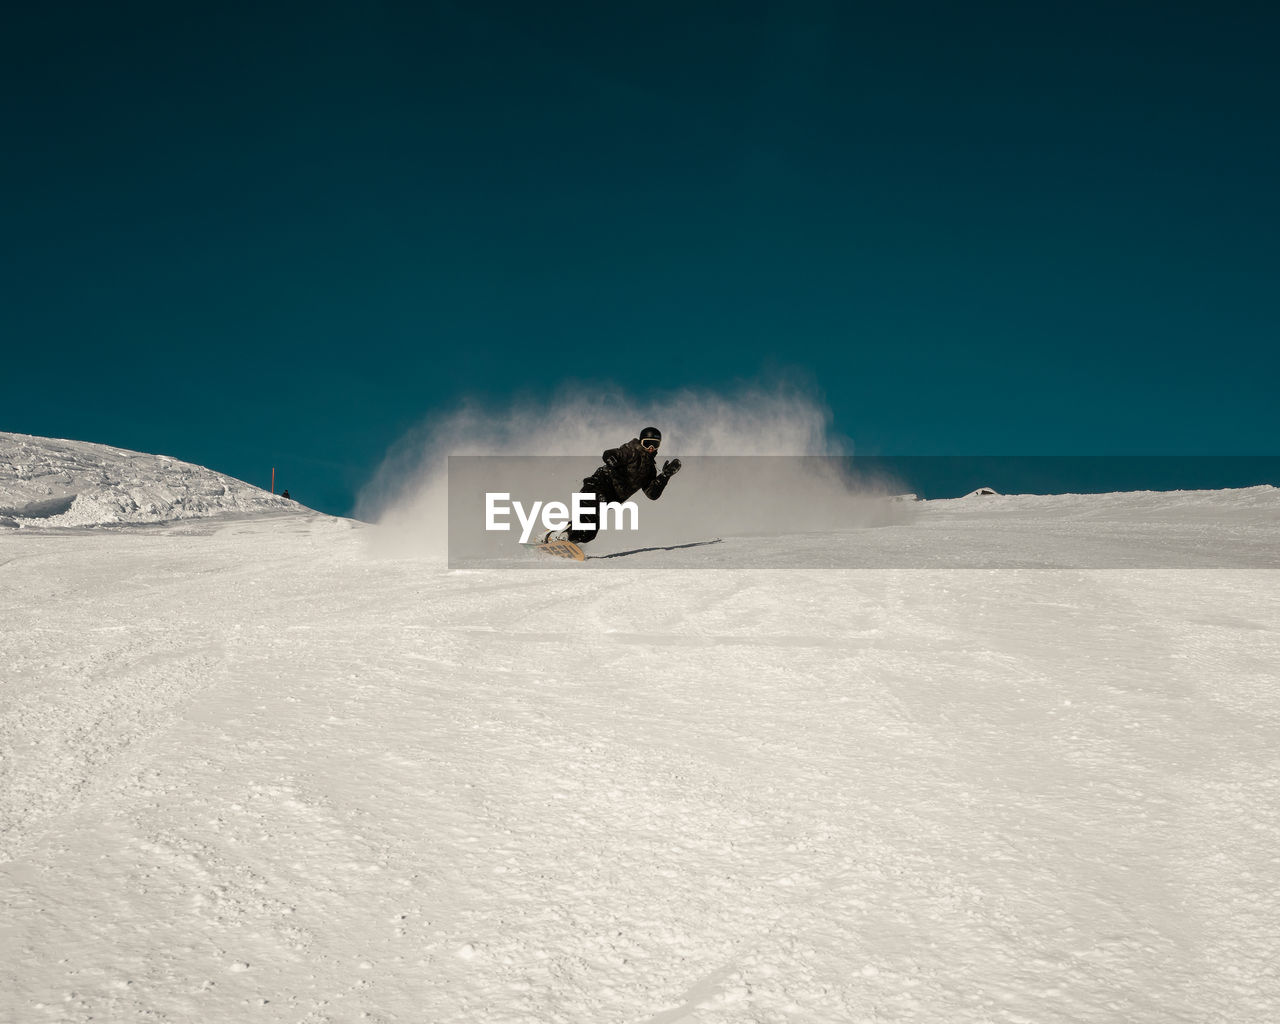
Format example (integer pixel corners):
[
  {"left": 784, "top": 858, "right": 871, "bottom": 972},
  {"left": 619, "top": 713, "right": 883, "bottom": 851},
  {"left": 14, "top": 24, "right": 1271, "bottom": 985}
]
[{"left": 639, "top": 426, "right": 661, "bottom": 451}]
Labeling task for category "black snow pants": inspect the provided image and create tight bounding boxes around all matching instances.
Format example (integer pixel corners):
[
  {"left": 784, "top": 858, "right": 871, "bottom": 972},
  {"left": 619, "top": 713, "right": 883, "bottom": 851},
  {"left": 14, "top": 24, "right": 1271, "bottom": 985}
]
[{"left": 566, "top": 477, "right": 612, "bottom": 545}]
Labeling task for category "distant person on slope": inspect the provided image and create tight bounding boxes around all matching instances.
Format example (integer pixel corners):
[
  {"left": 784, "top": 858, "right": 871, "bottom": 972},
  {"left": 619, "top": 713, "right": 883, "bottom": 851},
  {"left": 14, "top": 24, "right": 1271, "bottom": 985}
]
[{"left": 544, "top": 426, "right": 681, "bottom": 545}]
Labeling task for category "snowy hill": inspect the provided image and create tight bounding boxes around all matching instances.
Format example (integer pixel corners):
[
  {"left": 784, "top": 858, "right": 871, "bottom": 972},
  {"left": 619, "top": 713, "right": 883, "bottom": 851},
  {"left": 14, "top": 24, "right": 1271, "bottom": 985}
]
[
  {"left": 2, "top": 446, "right": 1279, "bottom": 1023},
  {"left": 0, "top": 432, "right": 294, "bottom": 528}
]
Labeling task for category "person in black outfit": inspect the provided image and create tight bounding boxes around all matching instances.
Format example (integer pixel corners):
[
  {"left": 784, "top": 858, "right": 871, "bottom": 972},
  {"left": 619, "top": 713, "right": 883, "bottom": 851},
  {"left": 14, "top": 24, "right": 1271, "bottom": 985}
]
[{"left": 546, "top": 426, "right": 682, "bottom": 545}]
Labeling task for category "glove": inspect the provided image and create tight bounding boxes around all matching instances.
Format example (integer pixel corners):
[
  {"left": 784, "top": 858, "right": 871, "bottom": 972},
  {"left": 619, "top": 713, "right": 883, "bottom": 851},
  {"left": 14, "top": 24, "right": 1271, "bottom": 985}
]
[
  {"left": 662, "top": 458, "right": 682, "bottom": 476},
  {"left": 604, "top": 453, "right": 622, "bottom": 473}
]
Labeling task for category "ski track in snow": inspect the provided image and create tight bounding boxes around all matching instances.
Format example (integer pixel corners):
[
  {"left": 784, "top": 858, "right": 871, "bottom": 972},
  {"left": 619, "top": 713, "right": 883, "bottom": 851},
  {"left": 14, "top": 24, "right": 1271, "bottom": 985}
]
[{"left": 2, "top": 506, "right": 1279, "bottom": 1023}]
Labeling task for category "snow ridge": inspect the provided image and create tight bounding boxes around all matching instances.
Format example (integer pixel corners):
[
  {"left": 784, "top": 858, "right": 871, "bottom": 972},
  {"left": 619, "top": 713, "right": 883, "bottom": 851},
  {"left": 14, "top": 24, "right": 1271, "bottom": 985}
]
[{"left": 0, "top": 432, "right": 292, "bottom": 528}]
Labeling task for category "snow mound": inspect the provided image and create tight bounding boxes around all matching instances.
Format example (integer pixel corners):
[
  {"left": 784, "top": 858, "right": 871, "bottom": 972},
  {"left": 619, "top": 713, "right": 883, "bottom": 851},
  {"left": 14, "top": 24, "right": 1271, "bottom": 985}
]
[{"left": 0, "top": 432, "right": 293, "bottom": 528}]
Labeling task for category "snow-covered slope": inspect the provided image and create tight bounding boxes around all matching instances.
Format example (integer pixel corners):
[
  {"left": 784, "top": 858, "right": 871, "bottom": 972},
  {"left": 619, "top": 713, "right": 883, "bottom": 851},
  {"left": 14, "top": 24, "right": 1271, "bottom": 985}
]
[
  {"left": 2, "top": 447, "right": 1278, "bottom": 1024},
  {"left": 0, "top": 432, "right": 293, "bottom": 528},
  {"left": 458, "top": 484, "right": 1280, "bottom": 569}
]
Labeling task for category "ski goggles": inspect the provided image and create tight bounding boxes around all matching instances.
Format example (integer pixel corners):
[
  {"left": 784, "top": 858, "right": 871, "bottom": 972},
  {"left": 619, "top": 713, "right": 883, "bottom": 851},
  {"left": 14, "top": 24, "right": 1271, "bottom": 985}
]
[{"left": 640, "top": 437, "right": 660, "bottom": 451}]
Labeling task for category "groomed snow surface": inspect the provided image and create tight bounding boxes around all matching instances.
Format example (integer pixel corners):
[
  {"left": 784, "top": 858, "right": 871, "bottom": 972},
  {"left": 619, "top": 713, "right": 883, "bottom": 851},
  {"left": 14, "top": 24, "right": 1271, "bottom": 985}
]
[{"left": 3, "top": 442, "right": 1279, "bottom": 1023}]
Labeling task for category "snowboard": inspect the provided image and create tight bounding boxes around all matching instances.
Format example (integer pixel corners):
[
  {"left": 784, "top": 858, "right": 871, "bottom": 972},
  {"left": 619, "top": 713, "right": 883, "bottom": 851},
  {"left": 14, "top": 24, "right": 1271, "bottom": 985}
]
[{"left": 524, "top": 538, "right": 586, "bottom": 561}]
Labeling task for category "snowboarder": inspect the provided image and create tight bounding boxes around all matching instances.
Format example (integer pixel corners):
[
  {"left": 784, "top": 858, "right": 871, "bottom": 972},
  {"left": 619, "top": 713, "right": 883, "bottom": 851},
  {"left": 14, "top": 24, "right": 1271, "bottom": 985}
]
[{"left": 545, "top": 427, "right": 681, "bottom": 546}]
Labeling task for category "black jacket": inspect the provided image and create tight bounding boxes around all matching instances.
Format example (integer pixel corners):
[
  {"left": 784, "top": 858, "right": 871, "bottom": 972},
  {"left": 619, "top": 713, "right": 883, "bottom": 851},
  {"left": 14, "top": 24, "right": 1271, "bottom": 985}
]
[{"left": 587, "top": 438, "right": 671, "bottom": 502}]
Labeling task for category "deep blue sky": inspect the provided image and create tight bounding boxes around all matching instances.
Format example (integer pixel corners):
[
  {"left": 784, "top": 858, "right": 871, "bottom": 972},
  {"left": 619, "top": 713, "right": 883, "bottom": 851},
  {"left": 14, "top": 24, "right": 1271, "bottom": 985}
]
[{"left": 4, "top": 2, "right": 1277, "bottom": 514}]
